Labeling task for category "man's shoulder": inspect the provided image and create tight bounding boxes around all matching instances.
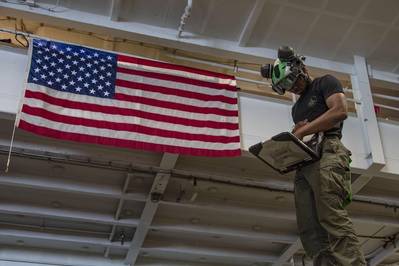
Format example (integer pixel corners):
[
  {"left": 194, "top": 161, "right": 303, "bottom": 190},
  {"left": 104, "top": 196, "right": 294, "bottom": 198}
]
[
  {"left": 313, "top": 74, "right": 340, "bottom": 84},
  {"left": 311, "top": 74, "right": 344, "bottom": 99},
  {"left": 312, "top": 74, "right": 342, "bottom": 90}
]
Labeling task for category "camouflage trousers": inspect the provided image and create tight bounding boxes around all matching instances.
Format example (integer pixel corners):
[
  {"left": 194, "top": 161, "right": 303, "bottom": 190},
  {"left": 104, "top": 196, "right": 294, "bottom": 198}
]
[{"left": 294, "top": 136, "right": 366, "bottom": 266}]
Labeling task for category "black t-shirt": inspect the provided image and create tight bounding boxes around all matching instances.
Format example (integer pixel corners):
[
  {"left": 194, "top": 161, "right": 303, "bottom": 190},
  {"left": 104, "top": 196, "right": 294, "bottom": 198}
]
[{"left": 291, "top": 74, "right": 344, "bottom": 138}]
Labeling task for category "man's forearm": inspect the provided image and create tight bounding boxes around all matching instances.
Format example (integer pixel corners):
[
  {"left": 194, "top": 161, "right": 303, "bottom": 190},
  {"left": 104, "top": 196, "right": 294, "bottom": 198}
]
[{"left": 295, "top": 108, "right": 347, "bottom": 138}]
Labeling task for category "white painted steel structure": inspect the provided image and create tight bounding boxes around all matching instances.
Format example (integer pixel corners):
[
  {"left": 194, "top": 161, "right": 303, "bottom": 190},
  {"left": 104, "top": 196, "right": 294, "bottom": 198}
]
[{"left": 0, "top": 1, "right": 399, "bottom": 265}]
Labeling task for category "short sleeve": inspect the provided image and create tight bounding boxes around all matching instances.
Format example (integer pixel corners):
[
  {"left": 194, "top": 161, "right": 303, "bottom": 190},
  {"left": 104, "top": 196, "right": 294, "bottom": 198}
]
[{"left": 320, "top": 74, "right": 344, "bottom": 100}]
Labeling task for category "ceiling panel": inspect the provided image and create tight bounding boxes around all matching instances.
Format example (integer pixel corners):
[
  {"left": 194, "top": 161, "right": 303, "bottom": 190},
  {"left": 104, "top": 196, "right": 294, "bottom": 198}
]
[
  {"left": 196, "top": 0, "right": 253, "bottom": 41},
  {"left": 301, "top": 14, "right": 352, "bottom": 59},
  {"left": 119, "top": 0, "right": 185, "bottom": 27},
  {"left": 261, "top": 5, "right": 317, "bottom": 49},
  {"left": 247, "top": 1, "right": 281, "bottom": 46},
  {"left": 286, "top": 0, "right": 325, "bottom": 9},
  {"left": 361, "top": 0, "right": 399, "bottom": 24},
  {"left": 334, "top": 22, "right": 386, "bottom": 62},
  {"left": 325, "top": 0, "right": 366, "bottom": 16},
  {"left": 369, "top": 28, "right": 399, "bottom": 71}
]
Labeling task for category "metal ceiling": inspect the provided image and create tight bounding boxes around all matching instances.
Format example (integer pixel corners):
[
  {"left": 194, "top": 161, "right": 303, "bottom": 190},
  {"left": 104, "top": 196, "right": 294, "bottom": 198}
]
[
  {"left": 0, "top": 116, "right": 399, "bottom": 265},
  {"left": 30, "top": 0, "right": 399, "bottom": 74},
  {"left": 0, "top": 0, "right": 399, "bottom": 265}
]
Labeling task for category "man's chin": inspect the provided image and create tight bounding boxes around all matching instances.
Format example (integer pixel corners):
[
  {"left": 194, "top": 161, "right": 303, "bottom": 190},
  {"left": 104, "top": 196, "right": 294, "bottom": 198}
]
[{"left": 289, "top": 88, "right": 302, "bottom": 95}]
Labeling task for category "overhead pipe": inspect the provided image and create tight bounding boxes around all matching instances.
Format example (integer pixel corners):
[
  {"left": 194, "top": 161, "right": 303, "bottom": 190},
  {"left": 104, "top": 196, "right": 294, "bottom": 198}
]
[
  {"left": 1, "top": 144, "right": 399, "bottom": 212},
  {"left": 177, "top": 0, "right": 193, "bottom": 38}
]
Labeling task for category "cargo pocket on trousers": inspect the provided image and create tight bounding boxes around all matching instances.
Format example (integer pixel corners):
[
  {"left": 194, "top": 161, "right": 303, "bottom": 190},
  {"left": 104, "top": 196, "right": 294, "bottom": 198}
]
[
  {"left": 329, "top": 165, "right": 352, "bottom": 208},
  {"left": 342, "top": 167, "right": 352, "bottom": 207},
  {"left": 319, "top": 163, "right": 350, "bottom": 210}
]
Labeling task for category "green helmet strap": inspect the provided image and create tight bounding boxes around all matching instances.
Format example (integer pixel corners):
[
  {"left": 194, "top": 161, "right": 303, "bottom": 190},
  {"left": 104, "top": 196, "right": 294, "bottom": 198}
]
[{"left": 271, "top": 59, "right": 288, "bottom": 85}]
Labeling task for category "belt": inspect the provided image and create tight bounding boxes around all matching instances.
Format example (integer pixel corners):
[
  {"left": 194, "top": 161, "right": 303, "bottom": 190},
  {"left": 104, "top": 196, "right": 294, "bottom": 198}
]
[{"left": 324, "top": 133, "right": 341, "bottom": 139}]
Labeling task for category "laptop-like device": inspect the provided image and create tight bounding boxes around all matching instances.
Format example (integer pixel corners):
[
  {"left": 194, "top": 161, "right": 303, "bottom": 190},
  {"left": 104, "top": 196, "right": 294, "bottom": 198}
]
[{"left": 249, "top": 132, "right": 322, "bottom": 174}]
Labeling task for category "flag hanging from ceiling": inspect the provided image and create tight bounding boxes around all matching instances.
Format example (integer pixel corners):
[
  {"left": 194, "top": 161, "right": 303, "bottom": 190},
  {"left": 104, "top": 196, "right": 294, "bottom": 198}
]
[{"left": 16, "top": 38, "right": 241, "bottom": 157}]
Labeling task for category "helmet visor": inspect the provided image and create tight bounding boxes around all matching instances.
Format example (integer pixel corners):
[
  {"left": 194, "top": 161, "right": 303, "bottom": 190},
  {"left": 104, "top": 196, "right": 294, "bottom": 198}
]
[{"left": 272, "top": 73, "right": 298, "bottom": 95}]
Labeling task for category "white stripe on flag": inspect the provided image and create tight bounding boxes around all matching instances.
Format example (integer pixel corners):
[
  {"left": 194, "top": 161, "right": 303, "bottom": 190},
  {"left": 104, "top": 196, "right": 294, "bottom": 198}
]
[
  {"left": 23, "top": 98, "right": 240, "bottom": 136},
  {"left": 117, "top": 60, "right": 237, "bottom": 86},
  {"left": 116, "top": 86, "right": 238, "bottom": 111},
  {"left": 28, "top": 84, "right": 239, "bottom": 124},
  {"left": 20, "top": 113, "right": 240, "bottom": 150},
  {"left": 116, "top": 72, "right": 237, "bottom": 99}
]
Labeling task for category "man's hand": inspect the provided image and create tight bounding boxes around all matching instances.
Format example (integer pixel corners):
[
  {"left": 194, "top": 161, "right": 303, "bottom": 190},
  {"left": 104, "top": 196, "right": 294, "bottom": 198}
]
[
  {"left": 292, "top": 120, "right": 308, "bottom": 140},
  {"left": 291, "top": 92, "right": 348, "bottom": 140}
]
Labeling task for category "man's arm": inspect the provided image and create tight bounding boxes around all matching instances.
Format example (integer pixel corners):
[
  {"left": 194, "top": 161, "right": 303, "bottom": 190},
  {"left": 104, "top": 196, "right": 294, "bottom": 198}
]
[{"left": 293, "top": 92, "right": 348, "bottom": 140}]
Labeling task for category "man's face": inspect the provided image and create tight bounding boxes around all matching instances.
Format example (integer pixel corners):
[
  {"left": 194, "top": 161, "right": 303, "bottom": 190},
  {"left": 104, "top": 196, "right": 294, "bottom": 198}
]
[{"left": 288, "top": 76, "right": 307, "bottom": 95}]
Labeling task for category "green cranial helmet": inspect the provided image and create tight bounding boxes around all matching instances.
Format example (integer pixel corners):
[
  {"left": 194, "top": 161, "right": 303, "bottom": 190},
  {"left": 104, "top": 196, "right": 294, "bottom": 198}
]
[
  {"left": 260, "top": 46, "right": 307, "bottom": 95},
  {"left": 271, "top": 59, "right": 293, "bottom": 94}
]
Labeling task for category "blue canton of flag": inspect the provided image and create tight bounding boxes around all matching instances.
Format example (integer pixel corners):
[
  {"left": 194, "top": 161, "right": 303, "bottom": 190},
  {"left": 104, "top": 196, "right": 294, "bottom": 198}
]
[{"left": 28, "top": 39, "right": 117, "bottom": 98}]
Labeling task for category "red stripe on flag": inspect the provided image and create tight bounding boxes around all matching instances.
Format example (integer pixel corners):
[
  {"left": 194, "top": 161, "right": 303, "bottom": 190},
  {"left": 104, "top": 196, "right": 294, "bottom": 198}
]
[
  {"left": 117, "top": 67, "right": 236, "bottom": 92},
  {"left": 24, "top": 90, "right": 239, "bottom": 130},
  {"left": 18, "top": 120, "right": 241, "bottom": 157},
  {"left": 115, "top": 79, "right": 238, "bottom": 104},
  {"left": 22, "top": 105, "right": 240, "bottom": 143},
  {"left": 114, "top": 93, "right": 238, "bottom": 117},
  {"left": 117, "top": 54, "right": 235, "bottom": 80}
]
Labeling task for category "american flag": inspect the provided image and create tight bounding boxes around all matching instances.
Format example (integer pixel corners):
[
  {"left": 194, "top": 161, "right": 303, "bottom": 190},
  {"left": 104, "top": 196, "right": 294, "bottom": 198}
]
[{"left": 16, "top": 39, "right": 241, "bottom": 157}]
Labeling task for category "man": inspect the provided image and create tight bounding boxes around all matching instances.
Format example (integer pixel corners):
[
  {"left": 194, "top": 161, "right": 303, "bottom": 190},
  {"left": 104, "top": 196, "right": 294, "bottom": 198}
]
[{"left": 264, "top": 46, "right": 366, "bottom": 265}]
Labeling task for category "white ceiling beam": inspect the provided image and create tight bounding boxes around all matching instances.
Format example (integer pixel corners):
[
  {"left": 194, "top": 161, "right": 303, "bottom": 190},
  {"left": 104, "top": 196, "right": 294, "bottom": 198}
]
[
  {"left": 368, "top": 68, "right": 399, "bottom": 84},
  {"left": 0, "top": 3, "right": 353, "bottom": 75},
  {"left": 104, "top": 173, "right": 132, "bottom": 257},
  {"left": 162, "top": 200, "right": 296, "bottom": 221},
  {"left": 238, "top": 0, "right": 266, "bottom": 47},
  {"left": 1, "top": 144, "right": 398, "bottom": 226},
  {"left": 109, "top": 0, "right": 122, "bottom": 21},
  {"left": 0, "top": 226, "right": 131, "bottom": 249},
  {"left": 163, "top": 201, "right": 399, "bottom": 228},
  {"left": 1, "top": 4, "right": 399, "bottom": 83},
  {"left": 141, "top": 245, "right": 278, "bottom": 264},
  {"left": 0, "top": 173, "right": 147, "bottom": 202},
  {"left": 1, "top": 145, "right": 398, "bottom": 227},
  {"left": 151, "top": 221, "right": 297, "bottom": 244},
  {"left": 0, "top": 202, "right": 139, "bottom": 227},
  {"left": 0, "top": 246, "right": 126, "bottom": 266},
  {"left": 125, "top": 153, "right": 179, "bottom": 265},
  {"left": 272, "top": 239, "right": 302, "bottom": 266},
  {"left": 351, "top": 56, "right": 386, "bottom": 170},
  {"left": 0, "top": 145, "right": 396, "bottom": 223}
]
